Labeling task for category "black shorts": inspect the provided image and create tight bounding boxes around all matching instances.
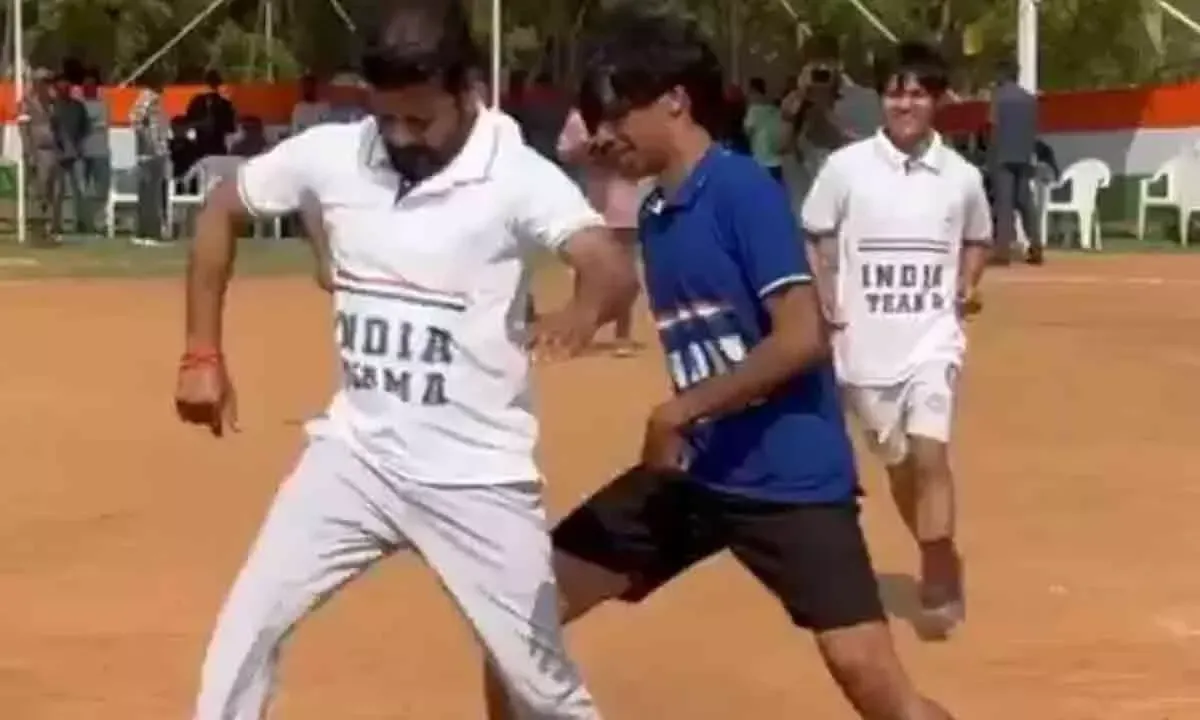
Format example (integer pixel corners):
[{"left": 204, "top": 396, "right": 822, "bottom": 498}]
[{"left": 552, "top": 465, "right": 885, "bottom": 631}]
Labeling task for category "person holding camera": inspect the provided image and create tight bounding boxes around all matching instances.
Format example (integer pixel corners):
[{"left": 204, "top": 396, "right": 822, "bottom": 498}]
[{"left": 779, "top": 62, "right": 856, "bottom": 212}]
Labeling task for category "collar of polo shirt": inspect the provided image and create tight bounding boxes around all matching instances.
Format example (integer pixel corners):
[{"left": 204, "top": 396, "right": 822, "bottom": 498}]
[
  {"left": 643, "top": 145, "right": 725, "bottom": 215},
  {"left": 357, "top": 103, "right": 501, "bottom": 198},
  {"left": 871, "top": 129, "right": 946, "bottom": 174}
]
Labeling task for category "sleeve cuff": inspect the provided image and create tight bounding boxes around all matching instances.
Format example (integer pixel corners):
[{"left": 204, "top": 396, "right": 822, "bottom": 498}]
[
  {"left": 548, "top": 215, "right": 607, "bottom": 253},
  {"left": 759, "top": 273, "right": 812, "bottom": 298}
]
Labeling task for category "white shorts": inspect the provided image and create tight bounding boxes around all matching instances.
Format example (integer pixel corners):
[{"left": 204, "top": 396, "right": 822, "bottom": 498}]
[{"left": 843, "top": 361, "right": 960, "bottom": 467}]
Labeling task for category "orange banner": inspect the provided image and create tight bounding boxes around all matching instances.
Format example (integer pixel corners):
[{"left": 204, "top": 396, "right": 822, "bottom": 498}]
[{"left": 3, "top": 80, "right": 1200, "bottom": 133}]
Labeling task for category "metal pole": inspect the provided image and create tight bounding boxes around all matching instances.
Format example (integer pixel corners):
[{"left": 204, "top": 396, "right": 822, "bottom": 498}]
[
  {"left": 265, "top": 0, "right": 274, "bottom": 81},
  {"left": 490, "top": 0, "right": 501, "bottom": 107},
  {"left": 13, "top": 0, "right": 25, "bottom": 245},
  {"left": 1159, "top": 0, "right": 1200, "bottom": 37},
  {"left": 324, "top": 0, "right": 356, "bottom": 32},
  {"left": 119, "top": 0, "right": 230, "bottom": 86},
  {"left": 1017, "top": 0, "right": 1038, "bottom": 92},
  {"left": 842, "top": 0, "right": 898, "bottom": 43}
]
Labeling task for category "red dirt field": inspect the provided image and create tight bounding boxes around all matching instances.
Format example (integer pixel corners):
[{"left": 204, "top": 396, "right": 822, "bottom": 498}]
[{"left": 1, "top": 253, "right": 1198, "bottom": 719}]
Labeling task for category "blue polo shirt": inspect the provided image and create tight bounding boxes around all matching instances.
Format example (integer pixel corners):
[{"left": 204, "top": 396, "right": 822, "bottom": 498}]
[{"left": 639, "top": 147, "right": 858, "bottom": 503}]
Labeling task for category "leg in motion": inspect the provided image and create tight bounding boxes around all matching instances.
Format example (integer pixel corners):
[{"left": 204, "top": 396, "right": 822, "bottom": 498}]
[
  {"left": 481, "top": 467, "right": 713, "bottom": 719},
  {"left": 903, "top": 362, "right": 964, "bottom": 638},
  {"left": 726, "top": 497, "right": 954, "bottom": 719},
  {"left": 405, "top": 481, "right": 603, "bottom": 719},
  {"left": 194, "top": 439, "right": 405, "bottom": 720},
  {"left": 1011, "top": 163, "right": 1042, "bottom": 264}
]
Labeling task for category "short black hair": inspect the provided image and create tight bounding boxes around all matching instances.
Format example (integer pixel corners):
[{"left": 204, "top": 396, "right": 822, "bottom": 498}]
[
  {"left": 875, "top": 40, "right": 949, "bottom": 96},
  {"left": 204, "top": 69, "right": 222, "bottom": 87},
  {"left": 360, "top": 0, "right": 480, "bottom": 92},
  {"left": 748, "top": 76, "right": 766, "bottom": 94},
  {"left": 579, "top": 7, "right": 725, "bottom": 134}
]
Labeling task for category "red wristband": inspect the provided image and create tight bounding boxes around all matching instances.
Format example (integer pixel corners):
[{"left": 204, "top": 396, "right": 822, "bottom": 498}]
[{"left": 181, "top": 348, "right": 223, "bottom": 368}]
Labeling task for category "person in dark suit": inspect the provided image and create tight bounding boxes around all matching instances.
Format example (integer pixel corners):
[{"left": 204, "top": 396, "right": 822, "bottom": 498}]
[{"left": 185, "top": 70, "right": 237, "bottom": 159}]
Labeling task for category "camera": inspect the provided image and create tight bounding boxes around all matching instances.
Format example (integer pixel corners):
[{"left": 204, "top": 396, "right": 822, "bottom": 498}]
[{"left": 808, "top": 66, "right": 834, "bottom": 84}]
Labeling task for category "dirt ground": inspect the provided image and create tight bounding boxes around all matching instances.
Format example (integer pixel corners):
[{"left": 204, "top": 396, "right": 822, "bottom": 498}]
[{"left": 1, "top": 253, "right": 1199, "bottom": 719}]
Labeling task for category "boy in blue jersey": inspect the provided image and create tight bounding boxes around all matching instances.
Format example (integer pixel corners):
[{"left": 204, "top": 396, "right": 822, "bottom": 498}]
[{"left": 485, "top": 9, "right": 953, "bottom": 720}]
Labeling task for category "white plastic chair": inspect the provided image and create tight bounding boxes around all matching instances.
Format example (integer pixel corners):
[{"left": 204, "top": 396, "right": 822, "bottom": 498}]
[
  {"left": 104, "top": 142, "right": 141, "bottom": 239},
  {"left": 1040, "top": 158, "right": 1111, "bottom": 250},
  {"left": 1168, "top": 148, "right": 1200, "bottom": 247},
  {"left": 1136, "top": 156, "right": 1182, "bottom": 242}
]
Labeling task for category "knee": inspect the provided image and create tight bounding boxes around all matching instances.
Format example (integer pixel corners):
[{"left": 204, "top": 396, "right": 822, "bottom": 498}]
[
  {"left": 554, "top": 552, "right": 628, "bottom": 624},
  {"left": 907, "top": 439, "right": 951, "bottom": 483}
]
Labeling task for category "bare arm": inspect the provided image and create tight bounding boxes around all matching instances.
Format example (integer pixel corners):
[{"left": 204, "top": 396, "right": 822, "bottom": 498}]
[
  {"left": 184, "top": 180, "right": 245, "bottom": 351},
  {"left": 805, "top": 233, "right": 840, "bottom": 326},
  {"left": 959, "top": 169, "right": 995, "bottom": 310},
  {"left": 549, "top": 227, "right": 639, "bottom": 338}
]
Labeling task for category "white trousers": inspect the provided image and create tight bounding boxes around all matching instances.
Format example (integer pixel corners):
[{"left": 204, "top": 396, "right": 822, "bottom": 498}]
[{"left": 194, "top": 437, "right": 597, "bottom": 719}]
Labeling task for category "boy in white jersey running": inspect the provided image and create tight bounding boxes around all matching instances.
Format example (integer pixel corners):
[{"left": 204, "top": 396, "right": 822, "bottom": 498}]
[
  {"left": 802, "top": 42, "right": 992, "bottom": 639},
  {"left": 173, "top": 1, "right": 637, "bottom": 717}
]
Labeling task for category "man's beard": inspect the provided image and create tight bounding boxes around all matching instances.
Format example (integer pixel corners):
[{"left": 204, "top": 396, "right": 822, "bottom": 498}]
[{"left": 382, "top": 141, "right": 446, "bottom": 183}]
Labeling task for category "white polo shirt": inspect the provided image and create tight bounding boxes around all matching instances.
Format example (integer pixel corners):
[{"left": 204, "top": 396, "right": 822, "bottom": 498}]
[
  {"left": 237, "top": 108, "right": 603, "bottom": 484},
  {"left": 801, "top": 131, "right": 992, "bottom": 386}
]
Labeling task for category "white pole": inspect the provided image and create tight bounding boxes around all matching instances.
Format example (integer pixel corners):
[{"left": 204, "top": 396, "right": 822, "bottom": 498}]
[
  {"left": 1159, "top": 0, "right": 1200, "bottom": 37},
  {"left": 264, "top": 0, "right": 274, "bottom": 81},
  {"left": 119, "top": 0, "right": 230, "bottom": 86},
  {"left": 842, "top": 0, "right": 898, "bottom": 43},
  {"left": 490, "top": 0, "right": 501, "bottom": 107},
  {"left": 324, "top": 0, "right": 356, "bottom": 32},
  {"left": 1017, "top": 0, "right": 1039, "bottom": 92},
  {"left": 13, "top": 0, "right": 25, "bottom": 245}
]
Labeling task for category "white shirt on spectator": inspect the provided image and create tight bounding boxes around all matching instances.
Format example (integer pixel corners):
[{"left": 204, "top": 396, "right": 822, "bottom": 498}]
[
  {"left": 236, "top": 108, "right": 603, "bottom": 484},
  {"left": 801, "top": 131, "right": 993, "bottom": 386}
]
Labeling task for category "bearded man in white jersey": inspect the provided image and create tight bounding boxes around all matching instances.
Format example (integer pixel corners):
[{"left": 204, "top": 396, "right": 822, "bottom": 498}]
[
  {"left": 172, "top": 1, "right": 637, "bottom": 717},
  {"left": 801, "top": 41, "right": 992, "bottom": 640}
]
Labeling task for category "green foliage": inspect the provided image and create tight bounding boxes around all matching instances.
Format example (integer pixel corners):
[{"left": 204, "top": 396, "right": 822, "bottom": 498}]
[{"left": 2, "top": 0, "right": 1197, "bottom": 89}]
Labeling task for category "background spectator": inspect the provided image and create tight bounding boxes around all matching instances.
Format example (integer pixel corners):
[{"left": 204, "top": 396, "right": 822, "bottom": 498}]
[
  {"left": 185, "top": 69, "right": 237, "bottom": 158},
  {"left": 510, "top": 71, "right": 570, "bottom": 166},
  {"left": 290, "top": 73, "right": 330, "bottom": 135},
  {"left": 52, "top": 75, "right": 91, "bottom": 234},
  {"left": 168, "top": 115, "right": 200, "bottom": 180},
  {"left": 80, "top": 68, "right": 111, "bottom": 226},
  {"left": 324, "top": 72, "right": 368, "bottom": 123},
  {"left": 18, "top": 68, "right": 64, "bottom": 244},
  {"left": 130, "top": 73, "right": 169, "bottom": 245},
  {"left": 743, "top": 76, "right": 784, "bottom": 183},
  {"left": 780, "top": 63, "right": 855, "bottom": 212},
  {"left": 989, "top": 59, "right": 1041, "bottom": 265},
  {"left": 721, "top": 83, "right": 750, "bottom": 154},
  {"left": 557, "top": 108, "right": 643, "bottom": 357},
  {"left": 231, "top": 116, "right": 268, "bottom": 157}
]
